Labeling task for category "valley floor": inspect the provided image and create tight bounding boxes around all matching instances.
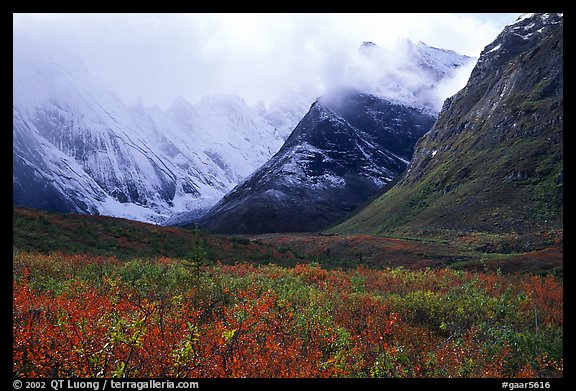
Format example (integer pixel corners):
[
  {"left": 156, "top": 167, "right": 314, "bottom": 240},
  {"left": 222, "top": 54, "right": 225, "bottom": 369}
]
[
  {"left": 250, "top": 231, "right": 563, "bottom": 275},
  {"left": 12, "top": 208, "right": 563, "bottom": 378}
]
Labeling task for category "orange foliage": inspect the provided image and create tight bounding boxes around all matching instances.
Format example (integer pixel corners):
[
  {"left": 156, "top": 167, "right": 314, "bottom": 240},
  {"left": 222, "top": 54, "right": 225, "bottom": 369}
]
[{"left": 13, "top": 252, "right": 563, "bottom": 378}]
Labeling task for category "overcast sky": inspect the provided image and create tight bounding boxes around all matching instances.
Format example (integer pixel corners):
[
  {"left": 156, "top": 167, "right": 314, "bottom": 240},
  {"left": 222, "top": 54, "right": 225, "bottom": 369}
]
[{"left": 13, "top": 13, "right": 522, "bottom": 110}]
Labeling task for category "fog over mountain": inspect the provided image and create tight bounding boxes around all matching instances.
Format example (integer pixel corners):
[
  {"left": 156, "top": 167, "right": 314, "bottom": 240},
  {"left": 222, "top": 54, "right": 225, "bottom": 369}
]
[
  {"left": 13, "top": 13, "right": 519, "bottom": 110},
  {"left": 13, "top": 13, "right": 520, "bottom": 224}
]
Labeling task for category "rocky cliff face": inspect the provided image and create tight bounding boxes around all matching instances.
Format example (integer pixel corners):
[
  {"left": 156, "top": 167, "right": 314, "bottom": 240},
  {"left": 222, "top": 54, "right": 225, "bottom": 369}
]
[
  {"left": 197, "top": 90, "right": 436, "bottom": 234},
  {"left": 333, "top": 13, "right": 563, "bottom": 236}
]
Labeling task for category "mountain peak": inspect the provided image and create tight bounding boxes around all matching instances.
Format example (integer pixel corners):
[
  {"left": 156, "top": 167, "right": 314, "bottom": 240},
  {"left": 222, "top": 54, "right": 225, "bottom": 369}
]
[
  {"left": 507, "top": 13, "right": 562, "bottom": 29},
  {"left": 361, "top": 40, "right": 377, "bottom": 47},
  {"left": 471, "top": 13, "right": 562, "bottom": 91},
  {"left": 357, "top": 40, "right": 382, "bottom": 59},
  {"left": 167, "top": 95, "right": 194, "bottom": 124},
  {"left": 359, "top": 41, "right": 378, "bottom": 52},
  {"left": 352, "top": 37, "right": 475, "bottom": 112},
  {"left": 198, "top": 91, "right": 436, "bottom": 234},
  {"left": 481, "top": 13, "right": 562, "bottom": 61}
]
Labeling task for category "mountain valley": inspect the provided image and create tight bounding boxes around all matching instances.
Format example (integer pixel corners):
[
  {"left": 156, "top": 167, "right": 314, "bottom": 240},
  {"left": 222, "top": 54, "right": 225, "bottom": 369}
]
[{"left": 12, "top": 13, "right": 564, "bottom": 380}]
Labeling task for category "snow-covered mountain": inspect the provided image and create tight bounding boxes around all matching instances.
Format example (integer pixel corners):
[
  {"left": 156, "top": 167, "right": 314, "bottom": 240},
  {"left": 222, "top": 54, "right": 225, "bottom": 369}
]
[
  {"left": 13, "top": 32, "right": 474, "bottom": 227},
  {"left": 167, "top": 94, "right": 284, "bottom": 183},
  {"left": 353, "top": 40, "right": 475, "bottom": 112},
  {"left": 197, "top": 90, "right": 436, "bottom": 233},
  {"left": 191, "top": 41, "right": 475, "bottom": 233},
  {"left": 13, "top": 35, "right": 284, "bottom": 223}
]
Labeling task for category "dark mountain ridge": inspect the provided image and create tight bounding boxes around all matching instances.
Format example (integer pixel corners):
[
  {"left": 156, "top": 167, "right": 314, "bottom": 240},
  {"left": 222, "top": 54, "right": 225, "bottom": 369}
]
[{"left": 198, "top": 90, "right": 436, "bottom": 234}]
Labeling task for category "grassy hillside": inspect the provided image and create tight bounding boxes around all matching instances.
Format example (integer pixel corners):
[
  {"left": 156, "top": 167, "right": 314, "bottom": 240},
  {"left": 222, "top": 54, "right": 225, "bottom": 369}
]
[
  {"left": 330, "top": 133, "right": 562, "bottom": 238},
  {"left": 12, "top": 207, "right": 305, "bottom": 267},
  {"left": 13, "top": 207, "right": 562, "bottom": 274}
]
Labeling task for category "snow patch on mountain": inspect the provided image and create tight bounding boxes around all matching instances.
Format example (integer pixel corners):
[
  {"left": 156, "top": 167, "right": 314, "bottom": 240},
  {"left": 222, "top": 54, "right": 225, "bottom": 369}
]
[{"left": 168, "top": 93, "right": 284, "bottom": 183}]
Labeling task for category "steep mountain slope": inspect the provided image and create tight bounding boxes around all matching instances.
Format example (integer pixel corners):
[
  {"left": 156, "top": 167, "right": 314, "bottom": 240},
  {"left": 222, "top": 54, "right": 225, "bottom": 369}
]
[
  {"left": 167, "top": 94, "right": 284, "bottom": 184},
  {"left": 159, "top": 94, "right": 285, "bottom": 225},
  {"left": 13, "top": 107, "right": 109, "bottom": 214},
  {"left": 13, "top": 35, "right": 284, "bottom": 223},
  {"left": 197, "top": 90, "right": 436, "bottom": 234},
  {"left": 13, "top": 38, "right": 191, "bottom": 223},
  {"left": 332, "top": 13, "right": 563, "bottom": 237},
  {"left": 194, "top": 40, "right": 474, "bottom": 234}
]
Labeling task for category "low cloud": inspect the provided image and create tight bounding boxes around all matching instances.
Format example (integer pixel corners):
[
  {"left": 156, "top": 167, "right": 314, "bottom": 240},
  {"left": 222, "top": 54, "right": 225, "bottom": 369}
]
[{"left": 13, "top": 13, "right": 520, "bottom": 111}]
